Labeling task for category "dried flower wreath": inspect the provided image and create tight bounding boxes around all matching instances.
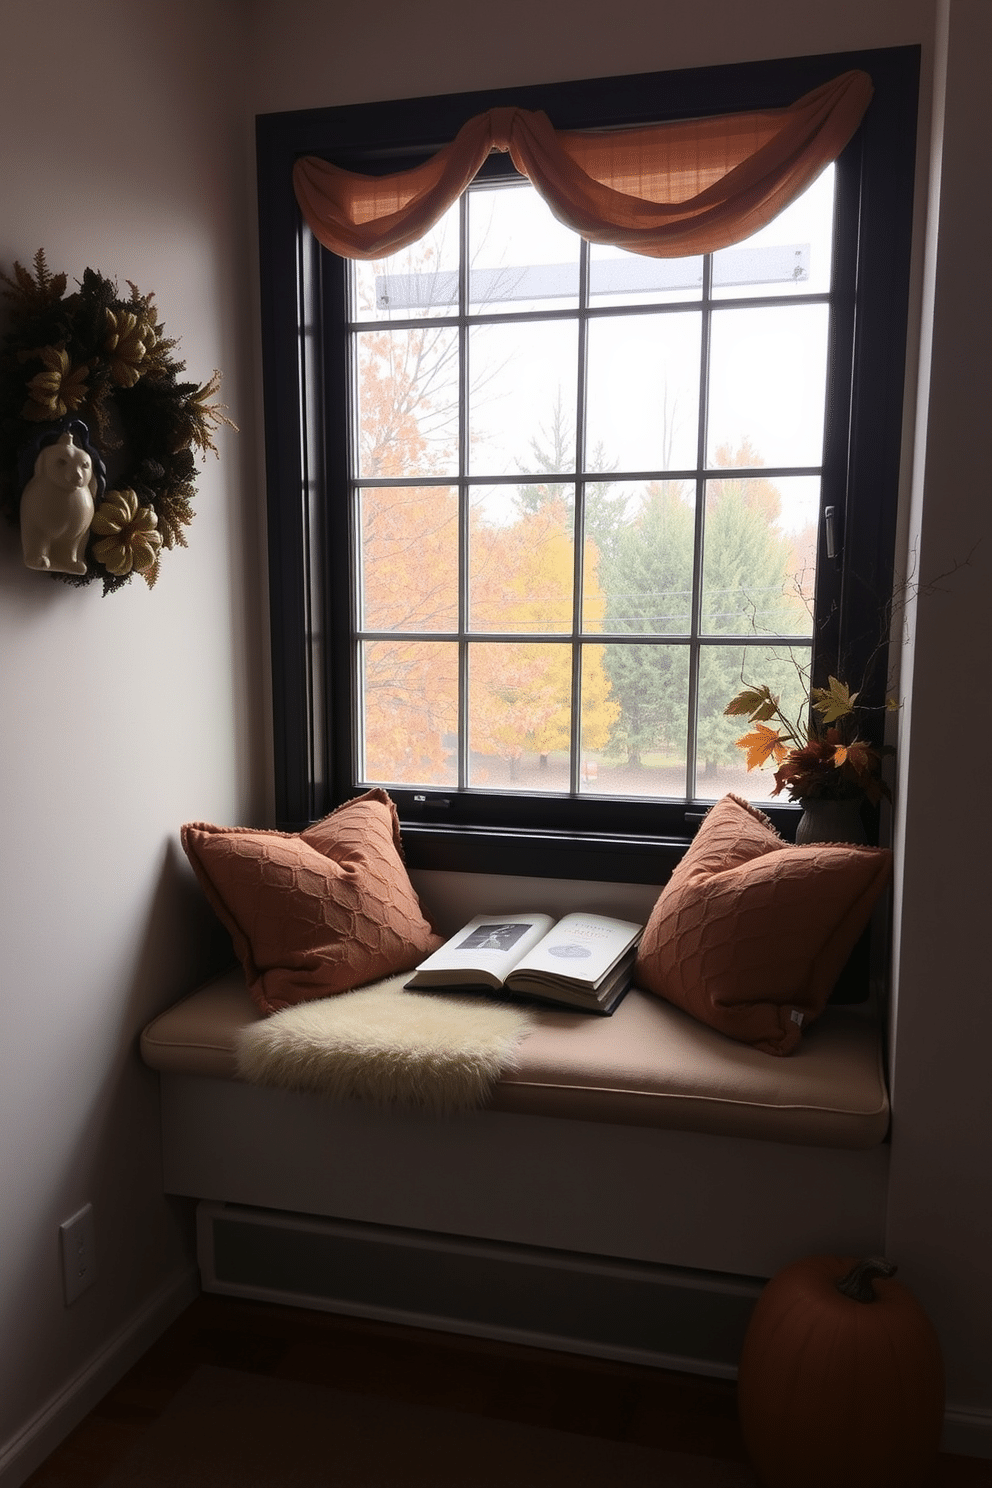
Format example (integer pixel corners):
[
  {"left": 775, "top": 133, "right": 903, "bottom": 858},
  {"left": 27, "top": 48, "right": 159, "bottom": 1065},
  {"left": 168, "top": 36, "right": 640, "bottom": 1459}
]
[{"left": 0, "top": 250, "right": 236, "bottom": 594}]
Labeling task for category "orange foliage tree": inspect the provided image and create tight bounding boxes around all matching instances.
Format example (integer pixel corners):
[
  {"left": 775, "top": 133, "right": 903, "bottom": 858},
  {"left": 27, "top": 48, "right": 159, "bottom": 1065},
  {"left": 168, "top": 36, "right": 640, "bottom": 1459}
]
[
  {"left": 354, "top": 250, "right": 619, "bottom": 786},
  {"left": 355, "top": 304, "right": 462, "bottom": 784},
  {"left": 359, "top": 482, "right": 460, "bottom": 785},
  {"left": 360, "top": 488, "right": 619, "bottom": 784}
]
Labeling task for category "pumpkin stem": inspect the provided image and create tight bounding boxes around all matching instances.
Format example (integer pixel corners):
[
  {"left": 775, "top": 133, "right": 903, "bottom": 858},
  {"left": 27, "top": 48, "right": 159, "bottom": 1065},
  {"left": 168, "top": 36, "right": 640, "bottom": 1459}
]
[{"left": 836, "top": 1256, "right": 898, "bottom": 1302}]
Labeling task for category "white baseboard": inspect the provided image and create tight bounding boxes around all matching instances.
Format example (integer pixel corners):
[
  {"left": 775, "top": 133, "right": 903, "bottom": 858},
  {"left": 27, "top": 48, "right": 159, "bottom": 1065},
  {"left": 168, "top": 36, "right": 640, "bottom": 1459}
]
[
  {"left": 200, "top": 1203, "right": 992, "bottom": 1460},
  {"left": 0, "top": 1266, "right": 198, "bottom": 1488},
  {"left": 942, "top": 1406, "right": 992, "bottom": 1461}
]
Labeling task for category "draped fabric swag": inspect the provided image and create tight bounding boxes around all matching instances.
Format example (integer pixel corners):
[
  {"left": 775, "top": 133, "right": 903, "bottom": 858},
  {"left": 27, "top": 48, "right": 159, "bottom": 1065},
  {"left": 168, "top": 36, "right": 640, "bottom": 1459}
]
[{"left": 292, "top": 71, "right": 872, "bottom": 263}]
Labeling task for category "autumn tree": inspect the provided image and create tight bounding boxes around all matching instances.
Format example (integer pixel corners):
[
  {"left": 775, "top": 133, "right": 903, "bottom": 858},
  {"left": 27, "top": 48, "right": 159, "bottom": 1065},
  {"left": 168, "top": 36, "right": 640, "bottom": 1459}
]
[
  {"left": 356, "top": 297, "right": 619, "bottom": 785},
  {"left": 468, "top": 496, "right": 619, "bottom": 777},
  {"left": 355, "top": 271, "right": 463, "bottom": 784},
  {"left": 359, "top": 484, "right": 460, "bottom": 784}
]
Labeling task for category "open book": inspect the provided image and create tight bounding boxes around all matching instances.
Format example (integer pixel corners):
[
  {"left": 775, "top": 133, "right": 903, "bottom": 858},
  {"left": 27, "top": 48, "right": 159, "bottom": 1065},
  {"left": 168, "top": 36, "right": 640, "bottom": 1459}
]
[{"left": 405, "top": 912, "right": 644, "bottom": 1014}]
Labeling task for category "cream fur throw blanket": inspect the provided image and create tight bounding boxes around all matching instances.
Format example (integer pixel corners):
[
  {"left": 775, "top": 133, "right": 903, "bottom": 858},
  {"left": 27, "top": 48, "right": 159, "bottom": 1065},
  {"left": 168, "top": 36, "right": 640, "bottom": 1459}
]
[{"left": 235, "top": 974, "right": 536, "bottom": 1115}]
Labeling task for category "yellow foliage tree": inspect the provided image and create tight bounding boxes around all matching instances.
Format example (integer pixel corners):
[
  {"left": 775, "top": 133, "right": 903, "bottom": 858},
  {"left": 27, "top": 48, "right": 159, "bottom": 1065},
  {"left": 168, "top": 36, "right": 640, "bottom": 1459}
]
[{"left": 468, "top": 498, "right": 619, "bottom": 772}]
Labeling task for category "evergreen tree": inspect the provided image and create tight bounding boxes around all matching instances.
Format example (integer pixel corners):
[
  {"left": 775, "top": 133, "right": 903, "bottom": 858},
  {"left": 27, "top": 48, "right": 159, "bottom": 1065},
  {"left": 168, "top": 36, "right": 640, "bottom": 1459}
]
[
  {"left": 515, "top": 388, "right": 626, "bottom": 556},
  {"left": 598, "top": 446, "right": 811, "bottom": 776},
  {"left": 694, "top": 471, "right": 808, "bottom": 774},
  {"left": 599, "top": 481, "right": 694, "bottom": 766}
]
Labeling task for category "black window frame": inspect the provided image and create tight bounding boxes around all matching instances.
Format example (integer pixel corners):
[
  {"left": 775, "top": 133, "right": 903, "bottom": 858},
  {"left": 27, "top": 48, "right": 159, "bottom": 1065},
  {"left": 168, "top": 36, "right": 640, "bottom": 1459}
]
[{"left": 256, "top": 45, "right": 919, "bottom": 884}]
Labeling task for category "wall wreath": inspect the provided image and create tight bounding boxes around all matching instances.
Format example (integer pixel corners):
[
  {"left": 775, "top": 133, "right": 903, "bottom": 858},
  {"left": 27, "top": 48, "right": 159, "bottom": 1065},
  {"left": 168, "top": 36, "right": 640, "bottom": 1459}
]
[{"left": 0, "top": 250, "right": 236, "bottom": 594}]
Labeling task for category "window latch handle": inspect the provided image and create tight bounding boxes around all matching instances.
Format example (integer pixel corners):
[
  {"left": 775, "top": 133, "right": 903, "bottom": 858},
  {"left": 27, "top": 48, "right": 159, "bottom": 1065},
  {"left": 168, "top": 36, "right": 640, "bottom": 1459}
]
[{"left": 824, "top": 505, "right": 841, "bottom": 560}]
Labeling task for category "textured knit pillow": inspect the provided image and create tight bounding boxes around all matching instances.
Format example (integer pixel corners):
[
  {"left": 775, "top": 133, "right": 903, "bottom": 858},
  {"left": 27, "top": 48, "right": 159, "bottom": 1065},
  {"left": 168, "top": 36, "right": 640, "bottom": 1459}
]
[
  {"left": 181, "top": 789, "right": 443, "bottom": 1015},
  {"left": 635, "top": 794, "right": 891, "bottom": 1056}
]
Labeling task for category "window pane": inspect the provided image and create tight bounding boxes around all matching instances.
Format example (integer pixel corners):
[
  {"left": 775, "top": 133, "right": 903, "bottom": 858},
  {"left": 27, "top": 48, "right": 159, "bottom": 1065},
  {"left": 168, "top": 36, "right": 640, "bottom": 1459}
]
[
  {"left": 706, "top": 304, "right": 829, "bottom": 469},
  {"left": 467, "top": 641, "right": 571, "bottom": 790},
  {"left": 359, "top": 486, "right": 458, "bottom": 632},
  {"left": 354, "top": 325, "right": 460, "bottom": 478},
  {"left": 591, "top": 642, "right": 690, "bottom": 796},
  {"left": 590, "top": 480, "right": 695, "bottom": 635},
  {"left": 712, "top": 166, "right": 835, "bottom": 300},
  {"left": 695, "top": 641, "right": 810, "bottom": 801},
  {"left": 360, "top": 640, "right": 457, "bottom": 786},
  {"left": 701, "top": 474, "right": 817, "bottom": 637},
  {"left": 586, "top": 312, "right": 701, "bottom": 472},
  {"left": 353, "top": 199, "right": 461, "bottom": 321},
  {"left": 468, "top": 321, "right": 578, "bottom": 476},
  {"left": 470, "top": 485, "right": 574, "bottom": 633},
  {"left": 779, "top": 476, "right": 820, "bottom": 622},
  {"left": 578, "top": 643, "right": 621, "bottom": 793},
  {"left": 469, "top": 182, "right": 580, "bottom": 314},
  {"left": 589, "top": 243, "right": 703, "bottom": 307}
]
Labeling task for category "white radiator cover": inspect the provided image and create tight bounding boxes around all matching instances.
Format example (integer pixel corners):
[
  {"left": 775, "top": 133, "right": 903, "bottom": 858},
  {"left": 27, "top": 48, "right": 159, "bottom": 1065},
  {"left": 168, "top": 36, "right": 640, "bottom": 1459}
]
[{"left": 197, "top": 1201, "right": 764, "bottom": 1377}]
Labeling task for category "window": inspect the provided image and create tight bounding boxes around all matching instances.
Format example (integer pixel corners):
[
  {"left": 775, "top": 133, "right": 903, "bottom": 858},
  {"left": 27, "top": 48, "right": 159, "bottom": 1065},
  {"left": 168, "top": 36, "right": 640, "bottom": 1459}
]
[
  {"left": 257, "top": 47, "right": 919, "bottom": 881},
  {"left": 350, "top": 170, "right": 830, "bottom": 797}
]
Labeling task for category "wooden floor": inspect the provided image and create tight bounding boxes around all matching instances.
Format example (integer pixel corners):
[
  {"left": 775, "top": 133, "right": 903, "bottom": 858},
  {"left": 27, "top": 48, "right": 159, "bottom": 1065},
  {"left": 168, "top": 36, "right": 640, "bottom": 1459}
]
[{"left": 23, "top": 1292, "right": 992, "bottom": 1487}]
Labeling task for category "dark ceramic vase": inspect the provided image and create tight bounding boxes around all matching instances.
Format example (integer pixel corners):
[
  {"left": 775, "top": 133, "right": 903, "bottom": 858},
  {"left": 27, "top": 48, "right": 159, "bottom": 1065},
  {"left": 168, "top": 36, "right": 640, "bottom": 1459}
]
[{"left": 795, "top": 796, "right": 867, "bottom": 845}]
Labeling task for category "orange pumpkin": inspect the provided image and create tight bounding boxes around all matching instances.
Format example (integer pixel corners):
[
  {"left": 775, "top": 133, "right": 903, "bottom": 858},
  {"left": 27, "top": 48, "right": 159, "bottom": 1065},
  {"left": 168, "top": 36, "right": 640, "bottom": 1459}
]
[{"left": 737, "top": 1255, "right": 944, "bottom": 1488}]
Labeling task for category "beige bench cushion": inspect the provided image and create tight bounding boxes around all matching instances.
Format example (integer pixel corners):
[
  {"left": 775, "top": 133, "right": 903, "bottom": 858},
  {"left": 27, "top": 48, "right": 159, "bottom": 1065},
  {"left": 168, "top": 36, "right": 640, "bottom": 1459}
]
[{"left": 141, "top": 968, "right": 889, "bottom": 1150}]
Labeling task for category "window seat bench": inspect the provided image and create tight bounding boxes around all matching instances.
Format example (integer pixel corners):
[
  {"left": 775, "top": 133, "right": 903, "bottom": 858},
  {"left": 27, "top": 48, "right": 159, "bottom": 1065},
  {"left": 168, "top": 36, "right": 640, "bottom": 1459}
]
[
  {"left": 141, "top": 966, "right": 889, "bottom": 1150},
  {"left": 141, "top": 965, "right": 892, "bottom": 1329}
]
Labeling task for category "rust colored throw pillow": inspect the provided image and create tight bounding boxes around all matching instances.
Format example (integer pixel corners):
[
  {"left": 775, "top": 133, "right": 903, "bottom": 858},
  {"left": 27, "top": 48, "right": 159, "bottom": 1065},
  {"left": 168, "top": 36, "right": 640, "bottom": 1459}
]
[
  {"left": 181, "top": 789, "right": 443, "bottom": 1015},
  {"left": 635, "top": 794, "right": 892, "bottom": 1056}
]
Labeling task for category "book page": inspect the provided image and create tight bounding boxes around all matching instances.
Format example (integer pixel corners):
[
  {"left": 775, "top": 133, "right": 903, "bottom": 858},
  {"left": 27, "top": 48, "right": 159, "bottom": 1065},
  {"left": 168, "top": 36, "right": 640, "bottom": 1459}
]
[
  {"left": 410, "top": 914, "right": 556, "bottom": 986},
  {"left": 509, "top": 913, "right": 642, "bottom": 988}
]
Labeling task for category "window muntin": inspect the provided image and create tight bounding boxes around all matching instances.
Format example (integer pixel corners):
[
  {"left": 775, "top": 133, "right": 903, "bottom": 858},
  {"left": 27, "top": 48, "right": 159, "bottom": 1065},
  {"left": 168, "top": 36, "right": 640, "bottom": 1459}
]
[{"left": 348, "top": 169, "right": 832, "bottom": 806}]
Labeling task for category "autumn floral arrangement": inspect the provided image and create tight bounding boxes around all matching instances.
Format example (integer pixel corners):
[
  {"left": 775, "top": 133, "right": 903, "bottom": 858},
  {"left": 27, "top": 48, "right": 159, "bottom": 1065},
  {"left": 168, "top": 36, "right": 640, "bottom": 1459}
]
[
  {"left": 0, "top": 250, "right": 235, "bottom": 594},
  {"left": 724, "top": 674, "right": 894, "bottom": 803}
]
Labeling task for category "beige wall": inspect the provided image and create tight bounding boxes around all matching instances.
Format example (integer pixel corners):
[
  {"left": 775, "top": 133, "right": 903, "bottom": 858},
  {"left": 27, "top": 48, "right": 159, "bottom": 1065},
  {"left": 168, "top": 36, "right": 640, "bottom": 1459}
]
[
  {"left": 249, "top": 0, "right": 932, "bottom": 111},
  {"left": 0, "top": 0, "right": 263, "bottom": 1478}
]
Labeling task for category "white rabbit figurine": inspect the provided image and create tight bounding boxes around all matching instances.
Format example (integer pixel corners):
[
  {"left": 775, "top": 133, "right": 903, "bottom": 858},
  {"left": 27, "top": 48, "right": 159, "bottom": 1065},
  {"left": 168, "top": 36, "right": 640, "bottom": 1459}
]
[{"left": 20, "top": 431, "right": 99, "bottom": 574}]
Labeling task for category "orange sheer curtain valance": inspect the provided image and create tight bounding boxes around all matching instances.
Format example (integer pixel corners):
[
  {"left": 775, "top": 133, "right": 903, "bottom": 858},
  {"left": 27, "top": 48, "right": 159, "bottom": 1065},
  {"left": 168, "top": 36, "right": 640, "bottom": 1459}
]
[{"left": 293, "top": 70, "right": 872, "bottom": 262}]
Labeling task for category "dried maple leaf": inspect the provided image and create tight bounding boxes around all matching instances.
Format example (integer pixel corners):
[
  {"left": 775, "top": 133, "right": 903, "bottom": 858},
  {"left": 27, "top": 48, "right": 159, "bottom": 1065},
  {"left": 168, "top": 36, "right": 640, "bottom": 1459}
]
[
  {"left": 736, "top": 723, "right": 790, "bottom": 771},
  {"left": 724, "top": 685, "right": 777, "bottom": 719},
  {"left": 842, "top": 739, "right": 876, "bottom": 776},
  {"left": 811, "top": 674, "right": 859, "bottom": 724}
]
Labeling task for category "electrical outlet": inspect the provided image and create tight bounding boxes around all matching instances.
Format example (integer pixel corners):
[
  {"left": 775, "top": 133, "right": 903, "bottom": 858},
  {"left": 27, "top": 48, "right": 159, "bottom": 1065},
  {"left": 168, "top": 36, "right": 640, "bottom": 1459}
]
[{"left": 60, "top": 1203, "right": 96, "bottom": 1306}]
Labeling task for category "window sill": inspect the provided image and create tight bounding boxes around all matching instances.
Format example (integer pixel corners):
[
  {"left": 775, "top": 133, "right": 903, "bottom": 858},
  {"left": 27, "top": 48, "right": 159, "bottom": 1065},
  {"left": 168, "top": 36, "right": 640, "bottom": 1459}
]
[{"left": 398, "top": 821, "right": 690, "bottom": 883}]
